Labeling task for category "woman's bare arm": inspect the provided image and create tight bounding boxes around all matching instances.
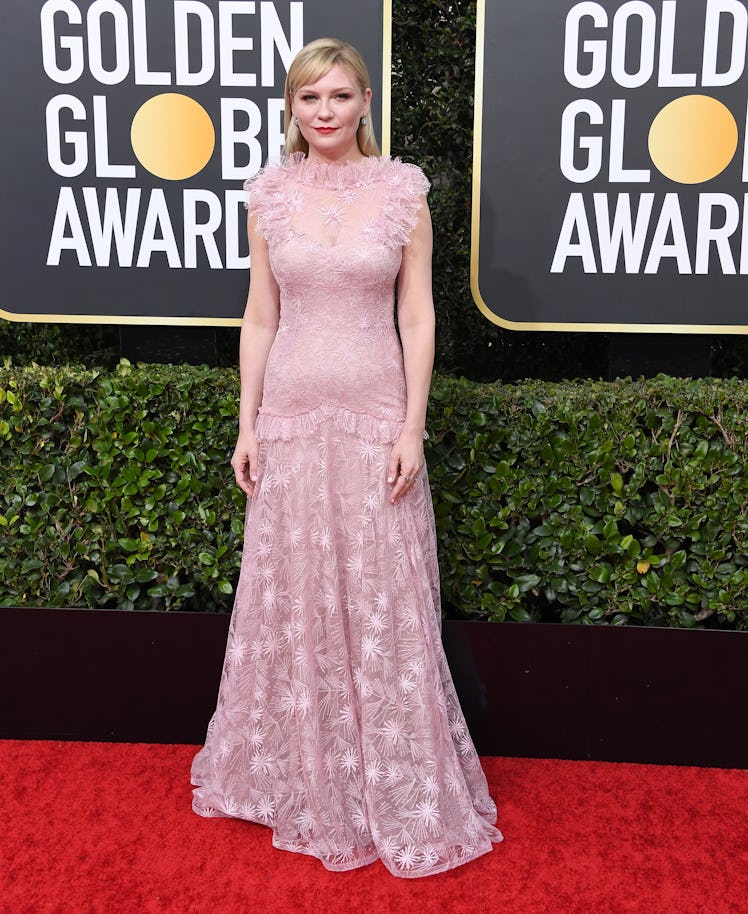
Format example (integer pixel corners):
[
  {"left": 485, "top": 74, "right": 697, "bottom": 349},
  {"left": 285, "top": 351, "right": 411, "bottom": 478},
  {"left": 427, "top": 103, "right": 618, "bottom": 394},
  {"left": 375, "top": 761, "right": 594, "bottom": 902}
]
[
  {"left": 230, "top": 213, "right": 281, "bottom": 496},
  {"left": 386, "top": 200, "right": 436, "bottom": 504}
]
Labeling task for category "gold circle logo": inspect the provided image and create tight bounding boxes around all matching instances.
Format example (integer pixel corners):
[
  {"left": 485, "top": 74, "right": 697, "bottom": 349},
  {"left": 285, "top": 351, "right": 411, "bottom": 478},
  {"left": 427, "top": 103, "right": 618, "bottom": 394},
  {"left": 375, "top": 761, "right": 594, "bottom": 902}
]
[
  {"left": 131, "top": 93, "right": 215, "bottom": 181},
  {"left": 648, "top": 95, "right": 738, "bottom": 185}
]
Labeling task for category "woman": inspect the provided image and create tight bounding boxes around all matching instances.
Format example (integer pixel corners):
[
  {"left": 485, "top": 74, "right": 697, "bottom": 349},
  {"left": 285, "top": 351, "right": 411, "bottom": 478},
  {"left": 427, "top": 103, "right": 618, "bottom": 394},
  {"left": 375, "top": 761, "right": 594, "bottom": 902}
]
[{"left": 191, "top": 37, "right": 502, "bottom": 878}]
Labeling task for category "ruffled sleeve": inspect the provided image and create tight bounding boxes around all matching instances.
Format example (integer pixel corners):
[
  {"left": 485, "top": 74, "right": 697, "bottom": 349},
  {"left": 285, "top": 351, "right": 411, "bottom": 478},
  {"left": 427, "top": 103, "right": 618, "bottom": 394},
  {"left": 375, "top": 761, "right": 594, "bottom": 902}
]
[
  {"left": 242, "top": 163, "right": 289, "bottom": 244},
  {"left": 380, "top": 160, "right": 431, "bottom": 248}
]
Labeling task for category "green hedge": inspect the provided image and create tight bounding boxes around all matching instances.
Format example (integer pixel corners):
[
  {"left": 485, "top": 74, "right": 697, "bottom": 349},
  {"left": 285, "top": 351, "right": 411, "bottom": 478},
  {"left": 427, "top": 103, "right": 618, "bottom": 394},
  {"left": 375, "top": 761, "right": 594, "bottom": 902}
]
[
  {"left": 2, "top": 363, "right": 747, "bottom": 629},
  {"left": 0, "top": 362, "right": 241, "bottom": 612},
  {"left": 429, "top": 374, "right": 748, "bottom": 630}
]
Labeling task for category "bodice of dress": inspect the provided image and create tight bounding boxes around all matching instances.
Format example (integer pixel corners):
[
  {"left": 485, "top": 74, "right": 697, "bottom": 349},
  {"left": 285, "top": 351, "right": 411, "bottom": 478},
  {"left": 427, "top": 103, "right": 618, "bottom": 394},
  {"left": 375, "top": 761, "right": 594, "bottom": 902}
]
[{"left": 245, "top": 154, "right": 430, "bottom": 440}]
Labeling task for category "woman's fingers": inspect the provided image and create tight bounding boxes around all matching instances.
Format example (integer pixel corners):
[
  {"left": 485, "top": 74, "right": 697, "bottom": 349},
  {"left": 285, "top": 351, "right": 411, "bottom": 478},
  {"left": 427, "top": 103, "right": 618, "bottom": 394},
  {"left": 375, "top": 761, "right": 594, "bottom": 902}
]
[
  {"left": 231, "top": 439, "right": 259, "bottom": 496},
  {"left": 387, "top": 436, "right": 424, "bottom": 504},
  {"left": 388, "top": 464, "right": 420, "bottom": 504},
  {"left": 231, "top": 455, "right": 251, "bottom": 495},
  {"left": 248, "top": 449, "right": 259, "bottom": 492}
]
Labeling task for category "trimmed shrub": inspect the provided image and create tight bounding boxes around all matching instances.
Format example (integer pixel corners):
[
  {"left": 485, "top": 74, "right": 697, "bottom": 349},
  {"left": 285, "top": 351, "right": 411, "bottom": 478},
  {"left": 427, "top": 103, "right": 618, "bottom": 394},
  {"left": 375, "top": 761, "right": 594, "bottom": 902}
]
[
  {"left": 429, "top": 375, "right": 748, "bottom": 629},
  {"left": 0, "top": 362, "right": 241, "bottom": 612},
  {"left": 0, "top": 322, "right": 119, "bottom": 369},
  {"left": 1, "top": 363, "right": 747, "bottom": 629}
]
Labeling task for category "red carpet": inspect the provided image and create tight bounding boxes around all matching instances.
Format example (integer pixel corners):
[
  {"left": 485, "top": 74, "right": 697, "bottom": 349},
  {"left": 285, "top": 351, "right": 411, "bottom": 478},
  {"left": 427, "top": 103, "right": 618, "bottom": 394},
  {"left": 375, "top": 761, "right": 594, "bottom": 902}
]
[{"left": 2, "top": 741, "right": 746, "bottom": 914}]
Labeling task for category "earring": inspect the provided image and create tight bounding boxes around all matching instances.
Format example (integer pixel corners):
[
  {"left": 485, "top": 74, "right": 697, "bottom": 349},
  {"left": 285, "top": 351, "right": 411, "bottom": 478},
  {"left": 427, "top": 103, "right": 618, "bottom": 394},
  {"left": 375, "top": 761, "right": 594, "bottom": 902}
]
[
  {"left": 293, "top": 116, "right": 299, "bottom": 126},
  {"left": 360, "top": 115, "right": 368, "bottom": 126}
]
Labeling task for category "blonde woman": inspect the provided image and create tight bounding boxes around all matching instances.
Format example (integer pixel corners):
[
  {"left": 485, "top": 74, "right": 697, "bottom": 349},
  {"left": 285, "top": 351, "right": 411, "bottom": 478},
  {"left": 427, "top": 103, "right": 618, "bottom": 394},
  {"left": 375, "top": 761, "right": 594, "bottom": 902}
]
[{"left": 191, "top": 37, "right": 502, "bottom": 877}]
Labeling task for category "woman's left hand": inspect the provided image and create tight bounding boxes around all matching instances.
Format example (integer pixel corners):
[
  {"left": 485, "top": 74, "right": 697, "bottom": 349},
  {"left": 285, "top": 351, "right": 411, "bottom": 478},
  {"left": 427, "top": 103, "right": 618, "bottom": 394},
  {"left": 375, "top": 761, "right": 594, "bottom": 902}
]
[{"left": 387, "top": 429, "right": 424, "bottom": 504}]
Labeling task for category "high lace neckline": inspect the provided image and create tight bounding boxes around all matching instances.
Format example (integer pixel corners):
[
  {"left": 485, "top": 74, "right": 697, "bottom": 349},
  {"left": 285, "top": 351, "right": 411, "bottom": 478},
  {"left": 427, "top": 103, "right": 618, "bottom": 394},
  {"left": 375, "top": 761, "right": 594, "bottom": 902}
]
[{"left": 278, "top": 151, "right": 392, "bottom": 188}]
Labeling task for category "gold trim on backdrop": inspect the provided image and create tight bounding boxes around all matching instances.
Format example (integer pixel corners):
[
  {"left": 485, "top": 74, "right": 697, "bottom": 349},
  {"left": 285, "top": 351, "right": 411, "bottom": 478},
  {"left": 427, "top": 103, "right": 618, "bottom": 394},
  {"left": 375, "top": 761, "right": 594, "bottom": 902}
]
[
  {"left": 2, "top": 2, "right": 394, "bottom": 328},
  {"left": 0, "top": 308, "right": 242, "bottom": 327},
  {"left": 470, "top": 0, "right": 748, "bottom": 335},
  {"left": 381, "top": 0, "right": 392, "bottom": 156}
]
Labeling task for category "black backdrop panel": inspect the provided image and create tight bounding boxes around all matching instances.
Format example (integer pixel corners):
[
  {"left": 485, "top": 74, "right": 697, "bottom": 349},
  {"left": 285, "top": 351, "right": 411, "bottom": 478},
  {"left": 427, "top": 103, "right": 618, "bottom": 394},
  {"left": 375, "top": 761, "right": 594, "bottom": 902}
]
[
  {"left": 0, "top": 0, "right": 387, "bottom": 324},
  {"left": 474, "top": 0, "right": 748, "bottom": 331}
]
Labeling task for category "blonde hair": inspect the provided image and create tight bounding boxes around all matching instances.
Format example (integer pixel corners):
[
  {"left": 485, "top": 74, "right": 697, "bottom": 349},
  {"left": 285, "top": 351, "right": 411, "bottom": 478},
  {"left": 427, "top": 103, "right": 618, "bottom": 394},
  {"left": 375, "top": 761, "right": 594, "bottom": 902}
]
[{"left": 284, "top": 37, "right": 380, "bottom": 157}]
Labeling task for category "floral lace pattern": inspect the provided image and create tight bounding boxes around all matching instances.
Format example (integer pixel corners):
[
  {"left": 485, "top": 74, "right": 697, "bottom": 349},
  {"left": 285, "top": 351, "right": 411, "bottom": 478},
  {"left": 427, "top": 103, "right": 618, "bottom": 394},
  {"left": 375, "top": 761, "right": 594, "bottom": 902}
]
[{"left": 191, "top": 156, "right": 502, "bottom": 877}]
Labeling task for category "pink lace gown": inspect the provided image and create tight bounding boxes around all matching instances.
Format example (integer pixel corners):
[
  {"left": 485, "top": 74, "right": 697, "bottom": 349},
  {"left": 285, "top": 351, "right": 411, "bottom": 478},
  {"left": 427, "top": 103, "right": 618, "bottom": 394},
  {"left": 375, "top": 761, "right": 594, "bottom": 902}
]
[{"left": 190, "top": 154, "right": 502, "bottom": 877}]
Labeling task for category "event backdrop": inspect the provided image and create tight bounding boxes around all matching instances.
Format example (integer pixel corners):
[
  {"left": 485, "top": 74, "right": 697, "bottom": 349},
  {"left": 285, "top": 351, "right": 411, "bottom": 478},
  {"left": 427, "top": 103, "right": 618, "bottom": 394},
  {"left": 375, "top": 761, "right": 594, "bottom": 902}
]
[
  {"left": 473, "top": 0, "right": 748, "bottom": 332},
  {"left": 0, "top": 0, "right": 389, "bottom": 325}
]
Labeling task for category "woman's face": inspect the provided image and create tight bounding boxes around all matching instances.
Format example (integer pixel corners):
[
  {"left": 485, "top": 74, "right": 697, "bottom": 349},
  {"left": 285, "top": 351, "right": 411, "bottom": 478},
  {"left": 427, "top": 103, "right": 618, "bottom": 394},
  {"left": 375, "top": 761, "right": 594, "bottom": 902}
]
[{"left": 291, "top": 62, "right": 371, "bottom": 163}]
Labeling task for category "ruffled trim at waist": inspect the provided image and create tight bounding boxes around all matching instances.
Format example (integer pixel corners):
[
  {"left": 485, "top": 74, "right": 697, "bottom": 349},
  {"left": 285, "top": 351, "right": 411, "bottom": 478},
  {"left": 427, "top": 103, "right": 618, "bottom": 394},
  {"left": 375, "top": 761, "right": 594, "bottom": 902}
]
[{"left": 255, "top": 405, "right": 428, "bottom": 443}]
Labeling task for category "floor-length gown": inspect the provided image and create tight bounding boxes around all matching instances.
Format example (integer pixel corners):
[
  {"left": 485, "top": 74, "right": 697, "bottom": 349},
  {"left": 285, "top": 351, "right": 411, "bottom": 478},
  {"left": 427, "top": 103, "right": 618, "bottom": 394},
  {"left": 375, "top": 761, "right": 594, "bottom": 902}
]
[{"left": 191, "top": 153, "right": 503, "bottom": 877}]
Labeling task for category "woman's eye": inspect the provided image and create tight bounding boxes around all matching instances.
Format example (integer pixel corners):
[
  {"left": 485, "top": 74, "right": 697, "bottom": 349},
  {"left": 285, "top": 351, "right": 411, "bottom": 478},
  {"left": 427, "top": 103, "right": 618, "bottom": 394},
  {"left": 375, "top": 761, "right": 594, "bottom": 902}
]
[{"left": 298, "top": 92, "right": 351, "bottom": 101}]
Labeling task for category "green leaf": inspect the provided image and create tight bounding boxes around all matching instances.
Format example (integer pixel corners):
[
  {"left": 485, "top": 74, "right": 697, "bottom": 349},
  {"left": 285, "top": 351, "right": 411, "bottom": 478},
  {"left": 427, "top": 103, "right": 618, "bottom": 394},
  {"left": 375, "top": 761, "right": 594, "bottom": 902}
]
[
  {"left": 509, "top": 607, "right": 532, "bottom": 622},
  {"left": 589, "top": 563, "right": 613, "bottom": 584},
  {"left": 117, "top": 538, "right": 141, "bottom": 553},
  {"left": 514, "top": 574, "right": 541, "bottom": 592}
]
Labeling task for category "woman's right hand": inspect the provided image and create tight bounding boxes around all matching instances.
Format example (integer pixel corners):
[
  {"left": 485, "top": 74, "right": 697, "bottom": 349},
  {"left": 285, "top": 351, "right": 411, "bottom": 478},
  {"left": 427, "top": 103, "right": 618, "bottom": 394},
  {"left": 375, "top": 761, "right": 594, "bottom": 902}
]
[{"left": 231, "top": 432, "right": 260, "bottom": 497}]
